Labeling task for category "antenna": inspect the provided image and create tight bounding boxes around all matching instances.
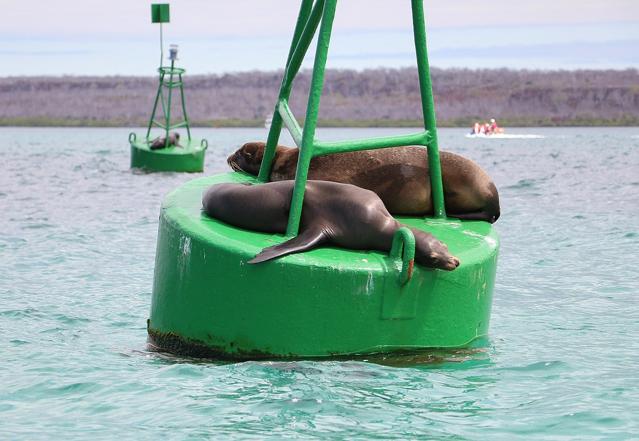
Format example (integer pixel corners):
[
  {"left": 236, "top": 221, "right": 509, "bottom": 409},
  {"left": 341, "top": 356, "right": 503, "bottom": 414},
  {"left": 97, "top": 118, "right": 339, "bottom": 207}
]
[{"left": 151, "top": 4, "right": 170, "bottom": 67}]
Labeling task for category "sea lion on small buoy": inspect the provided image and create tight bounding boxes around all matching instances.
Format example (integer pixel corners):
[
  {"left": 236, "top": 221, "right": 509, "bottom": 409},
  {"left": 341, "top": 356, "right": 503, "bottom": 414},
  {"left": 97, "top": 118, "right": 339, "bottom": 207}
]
[
  {"left": 227, "top": 142, "right": 500, "bottom": 223},
  {"left": 150, "top": 132, "right": 181, "bottom": 150},
  {"left": 202, "top": 180, "right": 460, "bottom": 270}
]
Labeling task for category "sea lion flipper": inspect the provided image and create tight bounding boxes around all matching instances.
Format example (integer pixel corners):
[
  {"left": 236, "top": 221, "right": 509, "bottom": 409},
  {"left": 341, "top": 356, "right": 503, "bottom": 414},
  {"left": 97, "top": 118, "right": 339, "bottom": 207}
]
[{"left": 248, "top": 229, "right": 327, "bottom": 264}]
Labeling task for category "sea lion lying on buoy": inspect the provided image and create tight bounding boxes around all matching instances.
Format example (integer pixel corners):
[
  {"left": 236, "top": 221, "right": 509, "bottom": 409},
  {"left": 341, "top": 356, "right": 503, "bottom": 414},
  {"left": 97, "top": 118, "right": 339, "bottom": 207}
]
[
  {"left": 150, "top": 132, "right": 181, "bottom": 150},
  {"left": 227, "top": 142, "right": 500, "bottom": 223},
  {"left": 202, "top": 180, "right": 460, "bottom": 270}
]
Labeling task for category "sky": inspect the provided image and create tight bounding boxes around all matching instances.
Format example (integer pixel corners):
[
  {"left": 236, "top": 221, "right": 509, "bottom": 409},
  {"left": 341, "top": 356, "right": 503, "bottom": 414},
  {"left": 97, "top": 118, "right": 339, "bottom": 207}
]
[{"left": 2, "top": 0, "right": 638, "bottom": 76}]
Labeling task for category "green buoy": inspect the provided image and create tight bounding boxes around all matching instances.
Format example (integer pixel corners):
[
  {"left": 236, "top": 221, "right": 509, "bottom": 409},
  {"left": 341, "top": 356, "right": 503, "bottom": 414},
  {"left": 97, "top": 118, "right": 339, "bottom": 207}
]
[
  {"left": 148, "top": 0, "right": 499, "bottom": 359},
  {"left": 129, "top": 3, "right": 207, "bottom": 173}
]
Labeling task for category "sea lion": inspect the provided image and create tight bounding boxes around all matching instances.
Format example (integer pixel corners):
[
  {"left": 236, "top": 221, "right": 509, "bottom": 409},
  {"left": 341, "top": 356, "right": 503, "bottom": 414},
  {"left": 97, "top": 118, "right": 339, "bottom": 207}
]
[
  {"left": 150, "top": 132, "right": 181, "bottom": 150},
  {"left": 202, "top": 180, "right": 460, "bottom": 271},
  {"left": 227, "top": 142, "right": 500, "bottom": 223}
]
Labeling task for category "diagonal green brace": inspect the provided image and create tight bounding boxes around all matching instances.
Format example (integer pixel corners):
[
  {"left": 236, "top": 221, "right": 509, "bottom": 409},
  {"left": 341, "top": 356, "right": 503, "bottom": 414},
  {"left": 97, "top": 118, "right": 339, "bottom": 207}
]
[{"left": 258, "top": 0, "right": 447, "bottom": 237}]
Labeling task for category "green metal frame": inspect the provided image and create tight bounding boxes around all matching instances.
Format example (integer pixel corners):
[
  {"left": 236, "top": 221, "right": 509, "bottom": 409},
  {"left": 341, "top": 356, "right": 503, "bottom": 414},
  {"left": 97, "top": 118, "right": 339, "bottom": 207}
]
[
  {"left": 147, "top": 3, "right": 191, "bottom": 149},
  {"left": 146, "top": 61, "right": 192, "bottom": 148},
  {"left": 257, "top": 0, "right": 446, "bottom": 237}
]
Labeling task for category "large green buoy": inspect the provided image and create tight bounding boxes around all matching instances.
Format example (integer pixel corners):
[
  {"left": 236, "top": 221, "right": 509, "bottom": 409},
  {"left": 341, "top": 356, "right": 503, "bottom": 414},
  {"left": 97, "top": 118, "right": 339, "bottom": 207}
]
[
  {"left": 148, "top": 0, "right": 499, "bottom": 359},
  {"left": 129, "top": 3, "right": 207, "bottom": 173}
]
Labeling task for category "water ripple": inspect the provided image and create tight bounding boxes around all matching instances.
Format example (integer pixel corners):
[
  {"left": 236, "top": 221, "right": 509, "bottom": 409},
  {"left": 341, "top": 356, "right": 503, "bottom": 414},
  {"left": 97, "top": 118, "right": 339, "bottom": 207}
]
[{"left": 0, "top": 127, "right": 638, "bottom": 440}]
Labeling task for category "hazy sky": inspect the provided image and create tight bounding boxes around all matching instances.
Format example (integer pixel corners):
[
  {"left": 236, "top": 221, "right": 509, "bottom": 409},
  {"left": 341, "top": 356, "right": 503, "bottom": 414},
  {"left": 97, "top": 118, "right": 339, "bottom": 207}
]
[{"left": 3, "top": 0, "right": 638, "bottom": 75}]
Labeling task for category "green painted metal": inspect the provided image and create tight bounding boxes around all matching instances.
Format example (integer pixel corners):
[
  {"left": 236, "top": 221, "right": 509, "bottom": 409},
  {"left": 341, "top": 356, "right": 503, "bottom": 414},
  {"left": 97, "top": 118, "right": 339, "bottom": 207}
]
[
  {"left": 147, "top": 3, "right": 192, "bottom": 146},
  {"left": 285, "top": 0, "right": 337, "bottom": 236},
  {"left": 411, "top": 0, "right": 445, "bottom": 218},
  {"left": 148, "top": 173, "right": 499, "bottom": 359},
  {"left": 258, "top": 0, "right": 323, "bottom": 183},
  {"left": 129, "top": 133, "right": 207, "bottom": 173},
  {"left": 147, "top": 0, "right": 501, "bottom": 359},
  {"left": 151, "top": 4, "right": 170, "bottom": 23},
  {"left": 258, "top": 0, "right": 447, "bottom": 237},
  {"left": 146, "top": 64, "right": 192, "bottom": 145},
  {"left": 390, "top": 227, "right": 416, "bottom": 286},
  {"left": 134, "top": 4, "right": 202, "bottom": 173}
]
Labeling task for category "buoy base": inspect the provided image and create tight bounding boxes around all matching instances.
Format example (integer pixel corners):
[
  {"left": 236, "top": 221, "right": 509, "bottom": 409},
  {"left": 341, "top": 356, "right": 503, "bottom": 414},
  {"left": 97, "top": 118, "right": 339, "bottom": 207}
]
[
  {"left": 129, "top": 133, "right": 207, "bottom": 173},
  {"left": 148, "top": 172, "right": 499, "bottom": 359}
]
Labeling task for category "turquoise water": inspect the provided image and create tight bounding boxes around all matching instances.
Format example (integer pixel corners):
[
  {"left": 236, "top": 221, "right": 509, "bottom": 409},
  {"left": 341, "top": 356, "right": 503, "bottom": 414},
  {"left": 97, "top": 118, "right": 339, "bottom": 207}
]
[{"left": 1, "top": 127, "right": 638, "bottom": 440}]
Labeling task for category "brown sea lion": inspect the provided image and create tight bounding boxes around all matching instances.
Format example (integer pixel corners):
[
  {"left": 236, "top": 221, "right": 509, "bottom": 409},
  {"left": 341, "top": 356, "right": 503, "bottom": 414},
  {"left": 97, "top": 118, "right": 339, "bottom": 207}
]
[
  {"left": 227, "top": 142, "right": 500, "bottom": 223},
  {"left": 150, "top": 132, "right": 181, "bottom": 150},
  {"left": 202, "top": 180, "right": 460, "bottom": 270}
]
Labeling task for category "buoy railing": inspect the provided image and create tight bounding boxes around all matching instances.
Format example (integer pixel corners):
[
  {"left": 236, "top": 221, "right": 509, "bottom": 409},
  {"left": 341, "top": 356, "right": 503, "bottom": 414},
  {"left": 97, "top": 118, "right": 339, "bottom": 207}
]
[
  {"left": 390, "top": 228, "right": 416, "bottom": 285},
  {"left": 258, "top": 0, "right": 446, "bottom": 238}
]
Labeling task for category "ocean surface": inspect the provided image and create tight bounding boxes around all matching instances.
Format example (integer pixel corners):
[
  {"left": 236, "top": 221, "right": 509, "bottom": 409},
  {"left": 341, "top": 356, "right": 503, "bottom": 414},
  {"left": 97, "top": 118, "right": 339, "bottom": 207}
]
[{"left": 1, "top": 127, "right": 638, "bottom": 440}]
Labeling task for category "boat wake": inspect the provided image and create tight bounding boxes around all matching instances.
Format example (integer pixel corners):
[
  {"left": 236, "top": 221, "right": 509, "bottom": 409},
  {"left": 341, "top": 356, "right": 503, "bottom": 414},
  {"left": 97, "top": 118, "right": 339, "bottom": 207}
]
[{"left": 465, "top": 133, "right": 545, "bottom": 139}]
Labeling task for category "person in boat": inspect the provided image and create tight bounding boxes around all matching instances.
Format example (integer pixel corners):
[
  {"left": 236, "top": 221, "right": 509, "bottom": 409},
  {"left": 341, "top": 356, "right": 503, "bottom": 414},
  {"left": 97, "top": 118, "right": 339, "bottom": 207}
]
[
  {"left": 470, "top": 121, "right": 481, "bottom": 135},
  {"left": 489, "top": 118, "right": 504, "bottom": 135}
]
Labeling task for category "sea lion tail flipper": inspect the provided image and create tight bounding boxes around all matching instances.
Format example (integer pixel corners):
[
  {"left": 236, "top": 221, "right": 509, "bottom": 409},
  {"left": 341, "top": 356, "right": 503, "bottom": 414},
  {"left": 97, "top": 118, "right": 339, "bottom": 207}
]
[{"left": 248, "top": 229, "right": 327, "bottom": 264}]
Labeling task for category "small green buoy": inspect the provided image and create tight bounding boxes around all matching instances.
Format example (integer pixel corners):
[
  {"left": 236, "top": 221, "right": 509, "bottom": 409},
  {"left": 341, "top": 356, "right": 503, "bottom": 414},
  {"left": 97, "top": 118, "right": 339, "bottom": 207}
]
[
  {"left": 129, "top": 3, "right": 207, "bottom": 173},
  {"left": 148, "top": 0, "right": 499, "bottom": 359}
]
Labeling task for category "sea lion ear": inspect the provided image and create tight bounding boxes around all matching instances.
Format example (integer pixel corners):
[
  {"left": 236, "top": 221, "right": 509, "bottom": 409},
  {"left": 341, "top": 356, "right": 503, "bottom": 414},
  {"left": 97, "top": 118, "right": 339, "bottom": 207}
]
[{"left": 242, "top": 143, "right": 256, "bottom": 156}]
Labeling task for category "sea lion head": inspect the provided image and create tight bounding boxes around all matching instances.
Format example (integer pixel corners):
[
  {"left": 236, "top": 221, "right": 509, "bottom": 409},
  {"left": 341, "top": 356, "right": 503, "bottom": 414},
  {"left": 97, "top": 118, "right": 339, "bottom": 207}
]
[
  {"left": 168, "top": 132, "right": 180, "bottom": 144},
  {"left": 227, "top": 142, "right": 266, "bottom": 175},
  {"left": 414, "top": 234, "right": 460, "bottom": 271}
]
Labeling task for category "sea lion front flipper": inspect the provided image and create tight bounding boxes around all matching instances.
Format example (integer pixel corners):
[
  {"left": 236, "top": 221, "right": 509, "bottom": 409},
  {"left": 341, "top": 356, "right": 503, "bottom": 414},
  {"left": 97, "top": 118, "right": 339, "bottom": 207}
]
[{"left": 248, "top": 228, "right": 327, "bottom": 264}]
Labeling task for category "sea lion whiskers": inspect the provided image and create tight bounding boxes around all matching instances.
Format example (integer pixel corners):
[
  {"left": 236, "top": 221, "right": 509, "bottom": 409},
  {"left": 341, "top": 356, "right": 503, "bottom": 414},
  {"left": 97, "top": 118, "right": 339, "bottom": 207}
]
[{"left": 227, "top": 158, "right": 241, "bottom": 172}]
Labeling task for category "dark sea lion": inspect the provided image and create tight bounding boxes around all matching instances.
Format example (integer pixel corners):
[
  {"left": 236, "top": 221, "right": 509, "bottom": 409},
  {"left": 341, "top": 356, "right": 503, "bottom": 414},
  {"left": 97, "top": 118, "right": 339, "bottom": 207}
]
[
  {"left": 202, "top": 180, "right": 460, "bottom": 270},
  {"left": 227, "top": 142, "right": 500, "bottom": 223},
  {"left": 150, "top": 132, "right": 181, "bottom": 150}
]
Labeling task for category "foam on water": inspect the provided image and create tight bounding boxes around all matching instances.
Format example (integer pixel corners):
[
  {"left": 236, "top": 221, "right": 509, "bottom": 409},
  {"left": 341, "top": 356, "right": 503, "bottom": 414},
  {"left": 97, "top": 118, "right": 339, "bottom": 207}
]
[{"left": 1, "top": 127, "right": 638, "bottom": 440}]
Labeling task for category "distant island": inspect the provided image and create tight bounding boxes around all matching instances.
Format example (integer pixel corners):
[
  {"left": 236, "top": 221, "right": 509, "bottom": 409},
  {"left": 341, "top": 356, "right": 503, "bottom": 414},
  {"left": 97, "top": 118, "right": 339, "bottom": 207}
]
[{"left": 1, "top": 67, "right": 638, "bottom": 127}]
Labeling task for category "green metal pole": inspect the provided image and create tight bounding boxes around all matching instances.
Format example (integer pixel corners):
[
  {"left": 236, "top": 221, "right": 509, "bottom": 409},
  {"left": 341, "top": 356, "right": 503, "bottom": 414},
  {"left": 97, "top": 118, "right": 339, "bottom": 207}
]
[
  {"left": 412, "top": 0, "right": 446, "bottom": 219},
  {"left": 159, "top": 84, "right": 167, "bottom": 124},
  {"left": 258, "top": 0, "right": 318, "bottom": 182},
  {"left": 164, "top": 60, "right": 175, "bottom": 148},
  {"left": 146, "top": 70, "right": 164, "bottom": 139},
  {"left": 286, "top": 0, "right": 337, "bottom": 237},
  {"left": 178, "top": 72, "right": 192, "bottom": 141},
  {"left": 159, "top": 23, "right": 164, "bottom": 68},
  {"left": 279, "top": 0, "right": 325, "bottom": 97}
]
